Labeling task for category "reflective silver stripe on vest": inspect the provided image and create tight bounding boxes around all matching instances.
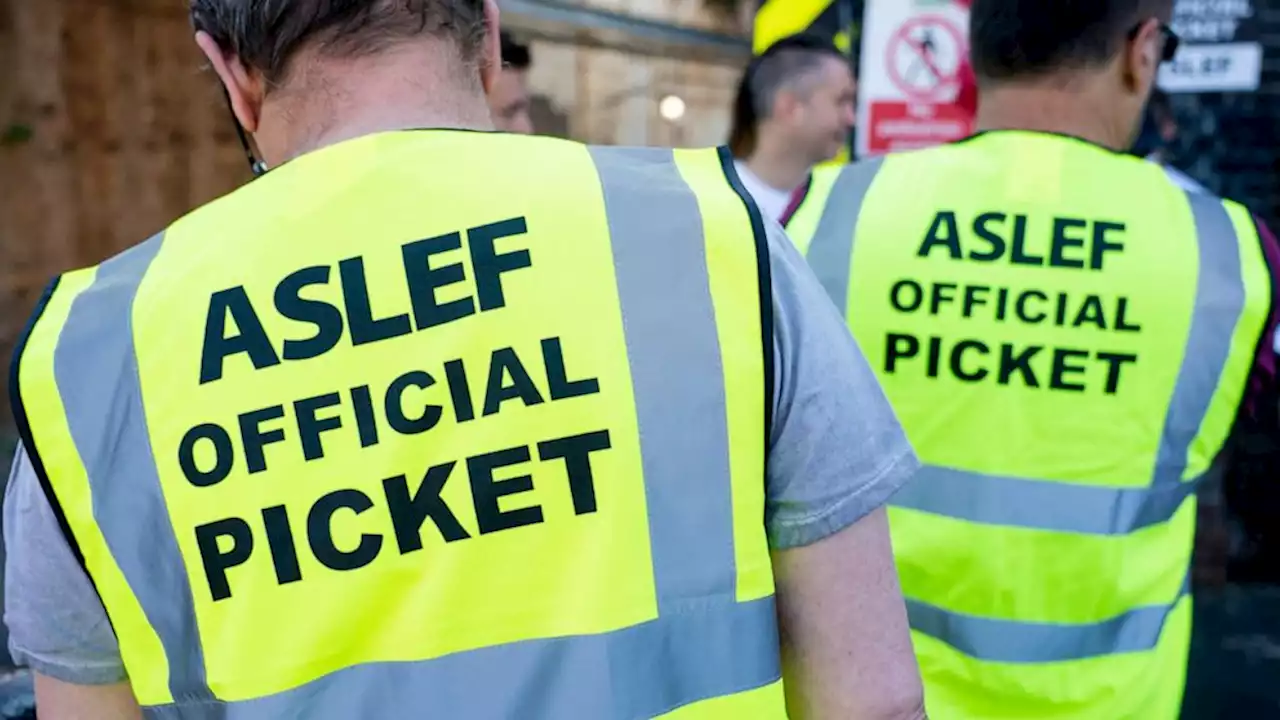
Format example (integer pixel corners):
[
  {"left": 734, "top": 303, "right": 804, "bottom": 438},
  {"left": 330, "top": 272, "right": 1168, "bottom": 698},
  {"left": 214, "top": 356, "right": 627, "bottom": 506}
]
[
  {"left": 891, "top": 464, "right": 1197, "bottom": 536},
  {"left": 906, "top": 572, "right": 1192, "bottom": 664},
  {"left": 804, "top": 157, "right": 886, "bottom": 311},
  {"left": 52, "top": 148, "right": 779, "bottom": 718},
  {"left": 54, "top": 233, "right": 217, "bottom": 705},
  {"left": 892, "top": 190, "right": 1246, "bottom": 662},
  {"left": 588, "top": 146, "right": 742, "bottom": 610}
]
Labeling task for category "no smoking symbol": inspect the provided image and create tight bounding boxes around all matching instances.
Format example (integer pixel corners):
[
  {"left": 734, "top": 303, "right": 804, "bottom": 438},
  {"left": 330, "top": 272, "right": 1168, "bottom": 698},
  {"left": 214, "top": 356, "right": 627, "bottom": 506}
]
[{"left": 886, "top": 15, "right": 965, "bottom": 102}]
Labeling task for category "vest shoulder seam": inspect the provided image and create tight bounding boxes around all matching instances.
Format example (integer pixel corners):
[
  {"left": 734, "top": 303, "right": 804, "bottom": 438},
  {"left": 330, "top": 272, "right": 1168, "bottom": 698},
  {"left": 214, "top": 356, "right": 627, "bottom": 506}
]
[{"left": 715, "top": 146, "right": 776, "bottom": 450}]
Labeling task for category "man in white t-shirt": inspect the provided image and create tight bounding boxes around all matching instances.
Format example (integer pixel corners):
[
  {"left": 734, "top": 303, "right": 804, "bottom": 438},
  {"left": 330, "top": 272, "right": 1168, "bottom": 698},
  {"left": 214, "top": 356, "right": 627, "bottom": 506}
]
[{"left": 728, "top": 35, "right": 856, "bottom": 222}]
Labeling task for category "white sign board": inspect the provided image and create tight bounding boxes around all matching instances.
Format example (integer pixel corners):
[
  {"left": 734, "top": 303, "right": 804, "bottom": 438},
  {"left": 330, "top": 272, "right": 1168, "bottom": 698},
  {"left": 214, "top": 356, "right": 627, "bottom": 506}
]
[
  {"left": 1159, "top": 0, "right": 1261, "bottom": 93},
  {"left": 1158, "top": 42, "right": 1261, "bottom": 92},
  {"left": 856, "top": 0, "right": 973, "bottom": 158}
]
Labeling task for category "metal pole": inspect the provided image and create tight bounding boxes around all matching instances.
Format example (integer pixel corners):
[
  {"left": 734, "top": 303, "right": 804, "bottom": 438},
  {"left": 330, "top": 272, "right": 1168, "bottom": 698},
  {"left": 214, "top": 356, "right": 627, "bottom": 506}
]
[{"left": 840, "top": 0, "right": 858, "bottom": 159}]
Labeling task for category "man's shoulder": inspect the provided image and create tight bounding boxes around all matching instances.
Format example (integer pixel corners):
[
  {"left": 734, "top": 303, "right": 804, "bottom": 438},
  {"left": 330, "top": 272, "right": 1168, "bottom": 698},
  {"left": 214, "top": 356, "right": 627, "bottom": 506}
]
[
  {"left": 1159, "top": 164, "right": 1210, "bottom": 195},
  {"left": 9, "top": 231, "right": 163, "bottom": 379},
  {"left": 805, "top": 154, "right": 907, "bottom": 202},
  {"left": 10, "top": 266, "right": 92, "bottom": 375},
  {"left": 50, "top": 230, "right": 165, "bottom": 302},
  {"left": 589, "top": 144, "right": 764, "bottom": 221},
  {"left": 584, "top": 142, "right": 725, "bottom": 163},
  {"left": 1162, "top": 170, "right": 1267, "bottom": 242},
  {"left": 814, "top": 154, "right": 887, "bottom": 179},
  {"left": 589, "top": 144, "right": 736, "bottom": 189}
]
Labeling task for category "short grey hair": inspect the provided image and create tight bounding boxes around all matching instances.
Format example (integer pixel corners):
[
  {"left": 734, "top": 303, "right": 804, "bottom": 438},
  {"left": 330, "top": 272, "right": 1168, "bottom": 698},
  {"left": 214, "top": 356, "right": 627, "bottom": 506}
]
[
  {"left": 749, "top": 45, "right": 847, "bottom": 119},
  {"left": 190, "top": 0, "right": 488, "bottom": 84}
]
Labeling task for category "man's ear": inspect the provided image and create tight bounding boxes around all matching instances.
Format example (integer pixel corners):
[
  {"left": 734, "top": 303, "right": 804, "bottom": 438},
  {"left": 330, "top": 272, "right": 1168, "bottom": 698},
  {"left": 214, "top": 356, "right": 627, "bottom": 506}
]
[
  {"left": 480, "top": 0, "right": 502, "bottom": 95},
  {"left": 194, "top": 30, "right": 262, "bottom": 133},
  {"left": 772, "top": 89, "right": 802, "bottom": 123},
  {"left": 1123, "top": 18, "right": 1163, "bottom": 94}
]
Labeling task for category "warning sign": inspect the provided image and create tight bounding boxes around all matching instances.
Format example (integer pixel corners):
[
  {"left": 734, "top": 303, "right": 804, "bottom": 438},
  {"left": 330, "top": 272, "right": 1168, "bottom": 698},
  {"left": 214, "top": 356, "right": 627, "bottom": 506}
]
[
  {"left": 886, "top": 16, "right": 966, "bottom": 102},
  {"left": 857, "top": 0, "right": 975, "bottom": 158},
  {"left": 867, "top": 102, "right": 971, "bottom": 154}
]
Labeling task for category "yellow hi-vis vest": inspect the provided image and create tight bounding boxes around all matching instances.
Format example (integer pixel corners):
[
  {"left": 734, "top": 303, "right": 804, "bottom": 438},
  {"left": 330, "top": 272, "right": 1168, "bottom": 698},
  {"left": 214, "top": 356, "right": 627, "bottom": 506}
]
[
  {"left": 11, "top": 131, "right": 786, "bottom": 718},
  {"left": 785, "top": 130, "right": 1274, "bottom": 719}
]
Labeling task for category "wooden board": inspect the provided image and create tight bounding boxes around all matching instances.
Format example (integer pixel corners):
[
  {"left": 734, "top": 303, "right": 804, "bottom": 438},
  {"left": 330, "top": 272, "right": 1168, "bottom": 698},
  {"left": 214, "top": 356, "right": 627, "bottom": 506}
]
[{"left": 0, "top": 0, "right": 249, "bottom": 432}]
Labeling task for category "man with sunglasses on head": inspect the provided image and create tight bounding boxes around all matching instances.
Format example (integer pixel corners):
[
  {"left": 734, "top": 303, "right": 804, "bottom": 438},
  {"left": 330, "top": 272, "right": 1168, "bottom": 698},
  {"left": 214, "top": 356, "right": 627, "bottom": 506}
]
[{"left": 784, "top": 0, "right": 1280, "bottom": 717}]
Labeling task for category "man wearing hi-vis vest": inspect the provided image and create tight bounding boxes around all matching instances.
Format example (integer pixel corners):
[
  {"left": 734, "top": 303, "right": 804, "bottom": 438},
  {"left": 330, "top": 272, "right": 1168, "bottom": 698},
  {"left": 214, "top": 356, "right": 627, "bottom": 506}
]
[
  {"left": 1, "top": 1, "right": 931, "bottom": 719},
  {"left": 784, "top": 0, "right": 1280, "bottom": 718}
]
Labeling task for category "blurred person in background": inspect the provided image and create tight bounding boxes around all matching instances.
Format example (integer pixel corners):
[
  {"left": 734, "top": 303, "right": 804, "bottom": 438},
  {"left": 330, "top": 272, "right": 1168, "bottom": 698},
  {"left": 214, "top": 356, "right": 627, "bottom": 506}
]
[
  {"left": 489, "top": 30, "right": 534, "bottom": 133},
  {"left": 728, "top": 34, "right": 856, "bottom": 222},
  {"left": 3, "top": 0, "right": 929, "bottom": 718},
  {"left": 784, "top": 0, "right": 1280, "bottom": 716},
  {"left": 1131, "top": 88, "right": 1208, "bottom": 193}
]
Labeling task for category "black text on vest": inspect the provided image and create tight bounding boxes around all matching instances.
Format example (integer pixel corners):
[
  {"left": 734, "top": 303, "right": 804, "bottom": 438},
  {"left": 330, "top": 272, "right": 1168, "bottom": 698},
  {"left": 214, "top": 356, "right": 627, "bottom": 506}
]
[
  {"left": 882, "top": 211, "right": 1145, "bottom": 394},
  {"left": 177, "top": 216, "right": 619, "bottom": 602},
  {"left": 198, "top": 217, "right": 532, "bottom": 385}
]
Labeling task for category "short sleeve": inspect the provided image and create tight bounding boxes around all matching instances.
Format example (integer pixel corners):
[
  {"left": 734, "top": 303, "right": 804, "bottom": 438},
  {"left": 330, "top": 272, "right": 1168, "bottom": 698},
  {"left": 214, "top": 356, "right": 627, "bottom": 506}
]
[
  {"left": 3, "top": 443, "right": 125, "bottom": 684},
  {"left": 764, "top": 219, "right": 920, "bottom": 549},
  {"left": 1239, "top": 215, "right": 1280, "bottom": 423}
]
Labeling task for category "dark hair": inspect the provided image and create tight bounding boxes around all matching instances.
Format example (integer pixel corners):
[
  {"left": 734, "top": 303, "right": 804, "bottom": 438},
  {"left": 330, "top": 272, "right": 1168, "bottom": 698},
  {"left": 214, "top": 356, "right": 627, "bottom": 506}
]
[
  {"left": 728, "top": 34, "right": 847, "bottom": 158},
  {"left": 500, "top": 30, "right": 531, "bottom": 70},
  {"left": 969, "top": 0, "right": 1174, "bottom": 81},
  {"left": 190, "top": 0, "right": 488, "bottom": 85}
]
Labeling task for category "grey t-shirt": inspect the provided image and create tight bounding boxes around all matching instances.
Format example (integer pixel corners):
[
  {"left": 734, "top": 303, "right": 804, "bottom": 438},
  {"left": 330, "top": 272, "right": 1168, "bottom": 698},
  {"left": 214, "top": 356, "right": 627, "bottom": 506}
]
[{"left": 3, "top": 219, "right": 918, "bottom": 685}]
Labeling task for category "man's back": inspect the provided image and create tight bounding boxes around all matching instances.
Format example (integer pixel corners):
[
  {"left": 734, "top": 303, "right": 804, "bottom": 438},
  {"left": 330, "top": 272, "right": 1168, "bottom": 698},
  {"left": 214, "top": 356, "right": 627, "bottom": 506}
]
[
  {"left": 6, "top": 130, "right": 927, "bottom": 718},
  {"left": 787, "top": 129, "right": 1277, "bottom": 718}
]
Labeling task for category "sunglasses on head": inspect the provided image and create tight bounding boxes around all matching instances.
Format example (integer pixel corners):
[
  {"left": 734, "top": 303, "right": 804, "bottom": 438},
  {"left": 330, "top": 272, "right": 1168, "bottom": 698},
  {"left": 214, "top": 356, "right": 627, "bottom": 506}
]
[{"left": 1129, "top": 20, "right": 1180, "bottom": 63}]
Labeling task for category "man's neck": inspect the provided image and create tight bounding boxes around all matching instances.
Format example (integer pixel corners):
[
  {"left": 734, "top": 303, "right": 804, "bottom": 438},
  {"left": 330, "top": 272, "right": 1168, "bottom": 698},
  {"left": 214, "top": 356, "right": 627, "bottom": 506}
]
[
  {"left": 744, "top": 137, "right": 814, "bottom": 192},
  {"left": 974, "top": 82, "right": 1128, "bottom": 151},
  {"left": 256, "top": 48, "right": 495, "bottom": 165}
]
